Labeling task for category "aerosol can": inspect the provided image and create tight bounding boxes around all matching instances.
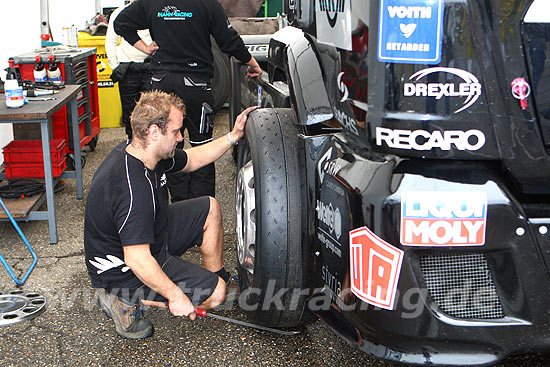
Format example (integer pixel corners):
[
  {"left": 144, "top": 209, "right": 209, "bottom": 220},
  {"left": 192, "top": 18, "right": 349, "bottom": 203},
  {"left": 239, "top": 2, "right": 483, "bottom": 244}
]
[
  {"left": 5, "top": 60, "right": 24, "bottom": 108},
  {"left": 47, "top": 55, "right": 62, "bottom": 82},
  {"left": 33, "top": 55, "right": 48, "bottom": 82}
]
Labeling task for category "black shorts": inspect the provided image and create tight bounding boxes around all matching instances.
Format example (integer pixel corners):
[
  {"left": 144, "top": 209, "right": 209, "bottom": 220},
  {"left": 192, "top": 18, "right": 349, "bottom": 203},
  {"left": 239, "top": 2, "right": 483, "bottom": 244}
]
[{"left": 111, "top": 197, "right": 219, "bottom": 305}]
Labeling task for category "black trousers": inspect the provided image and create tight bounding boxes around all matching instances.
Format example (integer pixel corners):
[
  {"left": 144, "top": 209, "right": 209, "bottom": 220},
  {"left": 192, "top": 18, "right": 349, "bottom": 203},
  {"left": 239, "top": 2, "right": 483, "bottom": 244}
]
[
  {"left": 118, "top": 63, "right": 152, "bottom": 139},
  {"left": 151, "top": 71, "right": 215, "bottom": 201}
]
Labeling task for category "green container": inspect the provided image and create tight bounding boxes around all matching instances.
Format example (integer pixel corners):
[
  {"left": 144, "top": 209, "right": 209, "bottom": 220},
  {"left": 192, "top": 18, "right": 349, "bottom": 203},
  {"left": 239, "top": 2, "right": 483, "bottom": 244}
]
[{"left": 256, "top": 0, "right": 283, "bottom": 17}]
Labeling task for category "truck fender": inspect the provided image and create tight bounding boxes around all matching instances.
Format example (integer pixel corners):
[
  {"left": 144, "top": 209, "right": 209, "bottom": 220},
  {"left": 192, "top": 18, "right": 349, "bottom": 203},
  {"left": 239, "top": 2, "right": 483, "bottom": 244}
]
[{"left": 269, "top": 26, "right": 333, "bottom": 125}]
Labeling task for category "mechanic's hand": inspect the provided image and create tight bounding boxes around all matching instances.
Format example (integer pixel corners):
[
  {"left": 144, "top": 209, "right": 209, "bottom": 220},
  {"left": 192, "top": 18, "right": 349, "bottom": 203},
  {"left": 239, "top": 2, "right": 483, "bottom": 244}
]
[
  {"left": 246, "top": 63, "right": 262, "bottom": 80},
  {"left": 146, "top": 41, "right": 159, "bottom": 56},
  {"left": 167, "top": 295, "right": 197, "bottom": 320},
  {"left": 230, "top": 106, "right": 259, "bottom": 143}
]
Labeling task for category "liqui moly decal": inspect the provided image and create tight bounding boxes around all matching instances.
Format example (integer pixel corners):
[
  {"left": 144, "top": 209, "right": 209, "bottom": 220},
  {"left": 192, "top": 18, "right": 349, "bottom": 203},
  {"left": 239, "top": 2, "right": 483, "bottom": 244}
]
[
  {"left": 400, "top": 191, "right": 487, "bottom": 246},
  {"left": 350, "top": 226, "right": 404, "bottom": 310},
  {"left": 404, "top": 67, "right": 482, "bottom": 113}
]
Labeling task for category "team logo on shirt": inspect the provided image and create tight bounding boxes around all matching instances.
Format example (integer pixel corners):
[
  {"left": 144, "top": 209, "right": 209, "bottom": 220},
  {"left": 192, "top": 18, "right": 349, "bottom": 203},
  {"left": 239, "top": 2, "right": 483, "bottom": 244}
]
[
  {"left": 160, "top": 173, "right": 167, "bottom": 187},
  {"left": 157, "top": 6, "right": 193, "bottom": 20},
  {"left": 89, "top": 255, "right": 130, "bottom": 274}
]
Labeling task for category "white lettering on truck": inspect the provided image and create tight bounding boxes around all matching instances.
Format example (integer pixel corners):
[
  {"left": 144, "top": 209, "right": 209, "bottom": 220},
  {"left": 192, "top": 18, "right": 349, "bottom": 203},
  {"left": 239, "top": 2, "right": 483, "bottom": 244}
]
[{"left": 376, "top": 127, "right": 485, "bottom": 151}]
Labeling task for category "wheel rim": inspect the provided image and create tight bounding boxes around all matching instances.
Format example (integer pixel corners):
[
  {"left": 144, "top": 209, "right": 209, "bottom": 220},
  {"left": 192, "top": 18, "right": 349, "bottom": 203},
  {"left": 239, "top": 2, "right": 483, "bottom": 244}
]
[{"left": 236, "top": 160, "right": 256, "bottom": 275}]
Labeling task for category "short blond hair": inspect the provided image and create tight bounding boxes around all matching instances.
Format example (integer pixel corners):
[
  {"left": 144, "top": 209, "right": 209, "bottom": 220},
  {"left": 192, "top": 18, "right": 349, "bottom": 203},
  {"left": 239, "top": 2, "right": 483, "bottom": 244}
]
[{"left": 130, "top": 90, "right": 186, "bottom": 146}]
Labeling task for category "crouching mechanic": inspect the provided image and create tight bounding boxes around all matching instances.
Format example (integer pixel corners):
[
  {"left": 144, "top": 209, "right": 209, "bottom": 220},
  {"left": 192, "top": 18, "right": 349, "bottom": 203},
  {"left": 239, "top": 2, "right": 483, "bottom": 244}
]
[{"left": 84, "top": 90, "right": 257, "bottom": 339}]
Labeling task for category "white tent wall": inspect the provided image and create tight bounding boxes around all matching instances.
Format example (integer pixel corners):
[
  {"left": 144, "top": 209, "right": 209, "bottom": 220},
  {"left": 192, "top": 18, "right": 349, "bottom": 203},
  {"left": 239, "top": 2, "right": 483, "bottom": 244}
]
[
  {"left": 0, "top": 0, "right": 124, "bottom": 164},
  {"left": 0, "top": 1, "right": 39, "bottom": 163}
]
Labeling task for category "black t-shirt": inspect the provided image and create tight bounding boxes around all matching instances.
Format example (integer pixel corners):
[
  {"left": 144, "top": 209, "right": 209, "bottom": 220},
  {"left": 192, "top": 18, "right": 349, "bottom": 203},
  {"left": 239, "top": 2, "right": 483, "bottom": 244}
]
[
  {"left": 113, "top": 0, "right": 252, "bottom": 79},
  {"left": 84, "top": 142, "right": 188, "bottom": 288}
]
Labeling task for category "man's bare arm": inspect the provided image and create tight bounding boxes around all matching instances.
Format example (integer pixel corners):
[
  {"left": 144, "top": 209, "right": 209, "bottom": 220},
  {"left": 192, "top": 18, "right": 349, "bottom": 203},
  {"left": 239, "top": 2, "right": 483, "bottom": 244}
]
[
  {"left": 183, "top": 106, "right": 258, "bottom": 173},
  {"left": 132, "top": 40, "right": 159, "bottom": 55}
]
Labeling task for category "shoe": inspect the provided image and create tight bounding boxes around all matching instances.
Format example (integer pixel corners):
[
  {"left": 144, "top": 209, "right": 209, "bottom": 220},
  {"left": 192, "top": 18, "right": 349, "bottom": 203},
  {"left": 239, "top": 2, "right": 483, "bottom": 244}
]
[
  {"left": 226, "top": 274, "right": 240, "bottom": 296},
  {"left": 98, "top": 290, "right": 153, "bottom": 339}
]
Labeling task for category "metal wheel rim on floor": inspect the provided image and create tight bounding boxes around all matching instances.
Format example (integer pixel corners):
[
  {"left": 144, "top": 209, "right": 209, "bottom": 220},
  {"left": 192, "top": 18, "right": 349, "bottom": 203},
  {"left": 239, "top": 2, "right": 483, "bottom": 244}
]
[{"left": 0, "top": 289, "right": 46, "bottom": 326}]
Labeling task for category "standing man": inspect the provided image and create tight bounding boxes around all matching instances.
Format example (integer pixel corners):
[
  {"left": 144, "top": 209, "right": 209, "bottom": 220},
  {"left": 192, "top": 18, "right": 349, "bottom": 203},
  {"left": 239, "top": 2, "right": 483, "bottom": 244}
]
[
  {"left": 105, "top": 0, "right": 154, "bottom": 140},
  {"left": 114, "top": 0, "right": 261, "bottom": 201},
  {"left": 84, "top": 90, "right": 257, "bottom": 339}
]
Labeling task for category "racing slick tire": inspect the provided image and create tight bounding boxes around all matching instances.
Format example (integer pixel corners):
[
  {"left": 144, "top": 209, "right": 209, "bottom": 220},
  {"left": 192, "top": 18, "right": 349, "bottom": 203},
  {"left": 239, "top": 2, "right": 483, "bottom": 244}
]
[
  {"left": 235, "top": 108, "right": 311, "bottom": 328},
  {"left": 211, "top": 41, "right": 230, "bottom": 112}
]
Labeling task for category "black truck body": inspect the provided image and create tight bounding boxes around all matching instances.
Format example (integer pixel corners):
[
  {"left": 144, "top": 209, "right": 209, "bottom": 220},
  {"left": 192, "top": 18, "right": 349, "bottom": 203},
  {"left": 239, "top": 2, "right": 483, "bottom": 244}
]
[{"left": 230, "top": 0, "right": 550, "bottom": 365}]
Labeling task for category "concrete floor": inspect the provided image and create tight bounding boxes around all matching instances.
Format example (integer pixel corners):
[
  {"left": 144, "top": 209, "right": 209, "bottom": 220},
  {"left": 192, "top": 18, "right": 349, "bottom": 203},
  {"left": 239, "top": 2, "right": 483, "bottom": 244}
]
[{"left": 0, "top": 109, "right": 549, "bottom": 366}]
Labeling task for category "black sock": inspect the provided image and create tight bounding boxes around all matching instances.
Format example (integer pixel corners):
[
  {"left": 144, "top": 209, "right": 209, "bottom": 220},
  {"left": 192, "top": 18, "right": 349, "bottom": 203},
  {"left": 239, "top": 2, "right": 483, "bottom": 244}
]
[{"left": 215, "top": 267, "right": 230, "bottom": 285}]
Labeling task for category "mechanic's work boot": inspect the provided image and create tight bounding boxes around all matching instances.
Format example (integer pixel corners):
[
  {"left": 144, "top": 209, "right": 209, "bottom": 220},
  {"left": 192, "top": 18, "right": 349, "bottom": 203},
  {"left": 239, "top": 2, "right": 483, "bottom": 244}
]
[
  {"left": 98, "top": 290, "right": 153, "bottom": 339},
  {"left": 226, "top": 274, "right": 240, "bottom": 296}
]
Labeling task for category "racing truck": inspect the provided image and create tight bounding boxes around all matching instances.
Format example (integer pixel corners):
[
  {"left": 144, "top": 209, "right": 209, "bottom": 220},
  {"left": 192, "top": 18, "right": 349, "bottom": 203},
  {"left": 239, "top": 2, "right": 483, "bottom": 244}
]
[{"left": 230, "top": 0, "right": 550, "bottom": 365}]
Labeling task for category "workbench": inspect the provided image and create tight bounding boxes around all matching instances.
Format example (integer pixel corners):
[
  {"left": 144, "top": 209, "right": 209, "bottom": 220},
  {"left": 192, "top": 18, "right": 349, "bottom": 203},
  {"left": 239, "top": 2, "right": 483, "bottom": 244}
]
[{"left": 0, "top": 85, "right": 84, "bottom": 244}]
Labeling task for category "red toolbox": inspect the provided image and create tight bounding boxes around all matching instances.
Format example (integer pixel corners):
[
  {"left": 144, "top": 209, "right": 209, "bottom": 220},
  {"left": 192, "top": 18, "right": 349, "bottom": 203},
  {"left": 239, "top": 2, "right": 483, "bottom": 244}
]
[
  {"left": 2, "top": 139, "right": 67, "bottom": 179},
  {"left": 4, "top": 158, "right": 67, "bottom": 179},
  {"left": 11, "top": 48, "right": 100, "bottom": 154}
]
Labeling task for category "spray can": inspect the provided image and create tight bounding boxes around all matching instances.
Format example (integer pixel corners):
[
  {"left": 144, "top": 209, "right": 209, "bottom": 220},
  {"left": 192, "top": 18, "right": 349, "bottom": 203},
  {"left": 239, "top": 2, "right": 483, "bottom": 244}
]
[
  {"left": 33, "top": 56, "right": 48, "bottom": 82},
  {"left": 5, "top": 61, "right": 24, "bottom": 108},
  {"left": 47, "top": 55, "right": 62, "bottom": 82}
]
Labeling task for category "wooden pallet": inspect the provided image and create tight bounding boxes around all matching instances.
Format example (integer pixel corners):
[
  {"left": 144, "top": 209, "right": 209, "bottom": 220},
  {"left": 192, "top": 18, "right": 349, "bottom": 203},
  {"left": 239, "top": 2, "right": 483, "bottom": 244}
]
[{"left": 0, "top": 180, "right": 45, "bottom": 219}]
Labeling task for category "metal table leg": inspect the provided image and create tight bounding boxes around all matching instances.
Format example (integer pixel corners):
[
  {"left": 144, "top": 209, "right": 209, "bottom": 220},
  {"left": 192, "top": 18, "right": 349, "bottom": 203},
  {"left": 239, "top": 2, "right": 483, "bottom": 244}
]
[
  {"left": 40, "top": 119, "right": 57, "bottom": 244},
  {"left": 66, "top": 97, "right": 83, "bottom": 199}
]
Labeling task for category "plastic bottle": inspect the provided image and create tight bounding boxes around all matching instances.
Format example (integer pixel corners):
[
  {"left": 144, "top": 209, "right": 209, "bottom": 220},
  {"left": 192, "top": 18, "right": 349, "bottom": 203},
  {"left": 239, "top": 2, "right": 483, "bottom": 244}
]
[
  {"left": 62, "top": 26, "right": 70, "bottom": 46},
  {"left": 70, "top": 25, "right": 78, "bottom": 47},
  {"left": 47, "top": 55, "right": 62, "bottom": 82},
  {"left": 5, "top": 61, "right": 24, "bottom": 108},
  {"left": 33, "top": 55, "right": 48, "bottom": 82}
]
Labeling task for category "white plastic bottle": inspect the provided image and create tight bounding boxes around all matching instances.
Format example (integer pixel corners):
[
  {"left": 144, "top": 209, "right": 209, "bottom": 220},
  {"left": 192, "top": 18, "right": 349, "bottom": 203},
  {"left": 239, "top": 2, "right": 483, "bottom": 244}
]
[
  {"left": 5, "top": 71, "right": 24, "bottom": 108},
  {"left": 70, "top": 25, "right": 78, "bottom": 47},
  {"left": 47, "top": 55, "right": 62, "bottom": 82},
  {"left": 62, "top": 26, "right": 70, "bottom": 46},
  {"left": 34, "top": 55, "right": 48, "bottom": 82}
]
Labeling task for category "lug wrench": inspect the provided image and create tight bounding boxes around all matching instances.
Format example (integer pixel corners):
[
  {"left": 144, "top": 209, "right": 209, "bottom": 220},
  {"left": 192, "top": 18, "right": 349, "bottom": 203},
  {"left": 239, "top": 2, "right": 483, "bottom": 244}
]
[{"left": 166, "top": 302, "right": 299, "bottom": 335}]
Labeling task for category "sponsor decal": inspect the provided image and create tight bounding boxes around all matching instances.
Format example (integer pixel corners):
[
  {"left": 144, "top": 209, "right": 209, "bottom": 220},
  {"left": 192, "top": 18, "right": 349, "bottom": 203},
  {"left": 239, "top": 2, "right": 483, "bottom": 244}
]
[
  {"left": 337, "top": 72, "right": 349, "bottom": 102},
  {"left": 89, "top": 255, "right": 130, "bottom": 274},
  {"left": 378, "top": 0, "right": 444, "bottom": 64},
  {"left": 376, "top": 127, "right": 486, "bottom": 151},
  {"left": 322, "top": 265, "right": 342, "bottom": 298},
  {"left": 246, "top": 44, "right": 268, "bottom": 55},
  {"left": 350, "top": 226, "right": 404, "bottom": 309},
  {"left": 318, "top": 147, "right": 342, "bottom": 184},
  {"left": 511, "top": 77, "right": 530, "bottom": 110},
  {"left": 319, "top": 0, "right": 346, "bottom": 27},
  {"left": 316, "top": 0, "right": 352, "bottom": 50},
  {"left": 318, "top": 230, "right": 342, "bottom": 257},
  {"left": 157, "top": 6, "right": 193, "bottom": 20},
  {"left": 333, "top": 107, "right": 359, "bottom": 135},
  {"left": 400, "top": 191, "right": 487, "bottom": 246},
  {"left": 404, "top": 67, "right": 482, "bottom": 113},
  {"left": 317, "top": 200, "right": 342, "bottom": 240}
]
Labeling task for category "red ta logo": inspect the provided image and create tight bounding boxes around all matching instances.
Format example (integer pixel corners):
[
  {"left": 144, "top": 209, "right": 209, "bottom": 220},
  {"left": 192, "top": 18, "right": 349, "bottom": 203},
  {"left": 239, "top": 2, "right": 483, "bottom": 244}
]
[{"left": 349, "top": 226, "right": 404, "bottom": 310}]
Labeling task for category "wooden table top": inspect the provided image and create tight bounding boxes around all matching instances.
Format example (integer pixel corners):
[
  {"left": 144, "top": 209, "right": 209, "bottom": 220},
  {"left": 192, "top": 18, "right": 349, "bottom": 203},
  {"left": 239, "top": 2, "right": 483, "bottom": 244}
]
[{"left": 0, "top": 84, "right": 83, "bottom": 122}]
